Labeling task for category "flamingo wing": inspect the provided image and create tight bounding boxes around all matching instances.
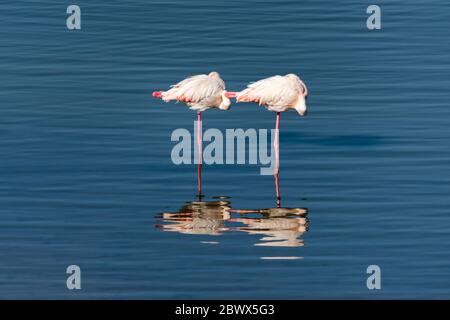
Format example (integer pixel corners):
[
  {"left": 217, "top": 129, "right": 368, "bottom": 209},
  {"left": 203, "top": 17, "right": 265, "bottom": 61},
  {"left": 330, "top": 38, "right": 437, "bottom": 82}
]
[
  {"left": 162, "top": 74, "right": 225, "bottom": 104},
  {"left": 237, "top": 76, "right": 301, "bottom": 108}
]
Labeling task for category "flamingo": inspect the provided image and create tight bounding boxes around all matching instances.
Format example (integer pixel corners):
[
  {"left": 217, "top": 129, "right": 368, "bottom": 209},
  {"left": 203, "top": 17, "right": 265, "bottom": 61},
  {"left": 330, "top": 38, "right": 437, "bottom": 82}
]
[
  {"left": 226, "top": 74, "right": 308, "bottom": 200},
  {"left": 152, "top": 72, "right": 233, "bottom": 197}
]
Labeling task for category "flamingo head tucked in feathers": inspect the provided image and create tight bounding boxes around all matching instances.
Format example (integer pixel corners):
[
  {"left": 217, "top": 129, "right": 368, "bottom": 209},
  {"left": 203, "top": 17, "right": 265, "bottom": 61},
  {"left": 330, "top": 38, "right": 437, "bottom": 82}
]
[
  {"left": 219, "top": 90, "right": 232, "bottom": 110},
  {"left": 285, "top": 74, "right": 308, "bottom": 117}
]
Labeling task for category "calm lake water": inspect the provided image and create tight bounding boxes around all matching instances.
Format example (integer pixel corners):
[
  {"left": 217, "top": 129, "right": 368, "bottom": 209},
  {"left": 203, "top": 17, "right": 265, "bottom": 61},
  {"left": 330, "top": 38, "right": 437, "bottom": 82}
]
[{"left": 1, "top": 0, "right": 450, "bottom": 299}]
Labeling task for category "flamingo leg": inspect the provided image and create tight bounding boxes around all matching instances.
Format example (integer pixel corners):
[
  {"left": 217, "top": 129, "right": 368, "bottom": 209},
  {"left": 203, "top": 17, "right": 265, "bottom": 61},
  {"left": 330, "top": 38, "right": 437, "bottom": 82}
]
[
  {"left": 274, "top": 171, "right": 281, "bottom": 208},
  {"left": 197, "top": 112, "right": 203, "bottom": 197},
  {"left": 274, "top": 112, "right": 280, "bottom": 206},
  {"left": 274, "top": 112, "right": 280, "bottom": 175}
]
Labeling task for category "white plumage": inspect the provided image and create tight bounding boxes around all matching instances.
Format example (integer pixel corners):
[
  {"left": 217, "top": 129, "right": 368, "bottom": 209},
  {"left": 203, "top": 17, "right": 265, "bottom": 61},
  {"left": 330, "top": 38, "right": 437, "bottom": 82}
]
[
  {"left": 236, "top": 74, "right": 308, "bottom": 116},
  {"left": 161, "top": 71, "right": 231, "bottom": 112}
]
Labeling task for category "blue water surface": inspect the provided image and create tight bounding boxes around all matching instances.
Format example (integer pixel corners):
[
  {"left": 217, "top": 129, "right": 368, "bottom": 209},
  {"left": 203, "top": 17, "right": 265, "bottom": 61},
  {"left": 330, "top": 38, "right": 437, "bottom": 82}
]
[{"left": 1, "top": 0, "right": 450, "bottom": 299}]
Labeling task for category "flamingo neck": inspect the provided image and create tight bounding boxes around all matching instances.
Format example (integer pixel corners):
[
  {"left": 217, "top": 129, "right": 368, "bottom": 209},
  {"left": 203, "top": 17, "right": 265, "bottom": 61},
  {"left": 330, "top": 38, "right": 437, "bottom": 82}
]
[
  {"left": 294, "top": 95, "right": 307, "bottom": 116},
  {"left": 219, "top": 91, "right": 232, "bottom": 110}
]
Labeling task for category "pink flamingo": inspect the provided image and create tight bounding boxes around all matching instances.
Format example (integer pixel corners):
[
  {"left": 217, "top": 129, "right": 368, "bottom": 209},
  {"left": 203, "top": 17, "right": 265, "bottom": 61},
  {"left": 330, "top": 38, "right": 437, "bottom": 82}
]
[
  {"left": 152, "top": 72, "right": 233, "bottom": 196},
  {"left": 227, "top": 74, "right": 308, "bottom": 202}
]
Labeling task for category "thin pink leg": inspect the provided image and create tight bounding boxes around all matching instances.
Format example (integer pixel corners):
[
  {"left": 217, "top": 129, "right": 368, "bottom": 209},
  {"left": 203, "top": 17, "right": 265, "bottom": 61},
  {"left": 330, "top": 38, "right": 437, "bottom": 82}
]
[
  {"left": 274, "top": 112, "right": 280, "bottom": 175},
  {"left": 274, "top": 172, "right": 281, "bottom": 208},
  {"left": 274, "top": 112, "right": 280, "bottom": 205},
  {"left": 197, "top": 112, "right": 202, "bottom": 197}
]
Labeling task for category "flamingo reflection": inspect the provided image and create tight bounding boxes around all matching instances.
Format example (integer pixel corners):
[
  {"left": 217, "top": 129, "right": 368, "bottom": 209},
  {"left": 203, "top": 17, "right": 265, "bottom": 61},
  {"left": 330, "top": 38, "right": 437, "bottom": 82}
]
[
  {"left": 156, "top": 200, "right": 232, "bottom": 235},
  {"left": 155, "top": 189, "right": 308, "bottom": 247}
]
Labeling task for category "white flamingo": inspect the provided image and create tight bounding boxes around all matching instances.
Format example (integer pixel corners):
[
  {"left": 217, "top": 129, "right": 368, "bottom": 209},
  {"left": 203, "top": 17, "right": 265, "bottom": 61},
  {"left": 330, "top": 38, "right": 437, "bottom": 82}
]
[
  {"left": 153, "top": 71, "right": 232, "bottom": 112},
  {"left": 227, "top": 74, "right": 308, "bottom": 178},
  {"left": 152, "top": 72, "right": 232, "bottom": 196}
]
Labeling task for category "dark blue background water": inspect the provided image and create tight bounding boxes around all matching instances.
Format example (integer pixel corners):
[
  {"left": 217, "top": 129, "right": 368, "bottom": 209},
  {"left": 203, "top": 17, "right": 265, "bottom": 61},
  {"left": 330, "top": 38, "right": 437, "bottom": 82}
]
[{"left": 1, "top": 0, "right": 450, "bottom": 299}]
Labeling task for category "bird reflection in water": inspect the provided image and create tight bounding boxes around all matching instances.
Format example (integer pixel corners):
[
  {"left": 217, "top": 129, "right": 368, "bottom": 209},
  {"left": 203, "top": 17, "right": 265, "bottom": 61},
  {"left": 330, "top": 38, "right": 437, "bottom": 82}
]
[
  {"left": 228, "top": 207, "right": 308, "bottom": 247},
  {"left": 155, "top": 176, "right": 308, "bottom": 247},
  {"left": 156, "top": 200, "right": 232, "bottom": 235}
]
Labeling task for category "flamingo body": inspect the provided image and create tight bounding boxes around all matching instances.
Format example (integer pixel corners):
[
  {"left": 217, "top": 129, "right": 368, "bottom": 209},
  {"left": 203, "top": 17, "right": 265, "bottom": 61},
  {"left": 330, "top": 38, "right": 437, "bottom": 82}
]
[
  {"left": 236, "top": 74, "right": 308, "bottom": 116},
  {"left": 157, "top": 72, "right": 231, "bottom": 112}
]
